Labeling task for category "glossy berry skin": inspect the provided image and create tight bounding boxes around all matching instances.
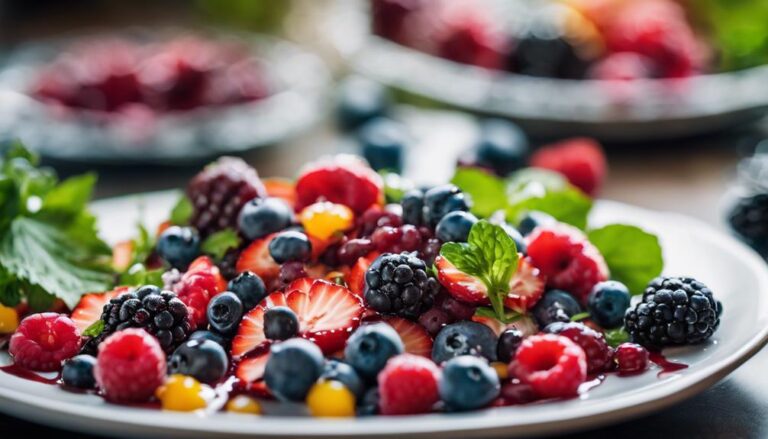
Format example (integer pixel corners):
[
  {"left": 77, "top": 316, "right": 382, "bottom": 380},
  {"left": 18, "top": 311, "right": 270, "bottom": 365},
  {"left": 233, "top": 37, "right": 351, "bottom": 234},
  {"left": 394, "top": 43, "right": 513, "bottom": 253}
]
[
  {"left": 228, "top": 271, "right": 267, "bottom": 311},
  {"left": 357, "top": 387, "right": 380, "bottom": 416},
  {"left": 306, "top": 380, "right": 356, "bottom": 417},
  {"left": 532, "top": 290, "right": 582, "bottom": 327},
  {"left": 95, "top": 328, "right": 167, "bottom": 403},
  {"left": 509, "top": 334, "right": 587, "bottom": 399},
  {"left": 268, "top": 231, "right": 312, "bottom": 264},
  {"left": 439, "top": 355, "right": 500, "bottom": 411},
  {"left": 530, "top": 138, "right": 606, "bottom": 197},
  {"left": 237, "top": 197, "right": 294, "bottom": 241},
  {"left": 156, "top": 374, "right": 208, "bottom": 412},
  {"left": 344, "top": 323, "right": 405, "bottom": 380},
  {"left": 336, "top": 76, "right": 390, "bottom": 131},
  {"left": 364, "top": 252, "right": 439, "bottom": 319},
  {"left": 206, "top": 292, "right": 244, "bottom": 336},
  {"left": 0, "top": 304, "right": 18, "bottom": 334},
  {"left": 497, "top": 328, "right": 524, "bottom": 364},
  {"left": 263, "top": 306, "right": 300, "bottom": 341},
  {"left": 321, "top": 359, "right": 365, "bottom": 399},
  {"left": 188, "top": 330, "right": 229, "bottom": 348},
  {"left": 226, "top": 395, "right": 262, "bottom": 414},
  {"left": 378, "top": 354, "right": 441, "bottom": 415},
  {"left": 474, "top": 119, "right": 529, "bottom": 176},
  {"left": 587, "top": 281, "right": 631, "bottom": 329},
  {"left": 156, "top": 226, "right": 201, "bottom": 270},
  {"left": 168, "top": 339, "right": 229, "bottom": 384},
  {"left": 418, "top": 308, "right": 452, "bottom": 336},
  {"left": 400, "top": 190, "right": 425, "bottom": 226},
  {"left": 61, "top": 355, "right": 97, "bottom": 389},
  {"left": 435, "top": 211, "right": 478, "bottom": 243},
  {"left": 423, "top": 185, "right": 470, "bottom": 227},
  {"left": 264, "top": 338, "right": 325, "bottom": 402},
  {"left": 543, "top": 322, "right": 612, "bottom": 374},
  {"left": 432, "top": 321, "right": 498, "bottom": 364},
  {"left": 300, "top": 202, "right": 355, "bottom": 241},
  {"left": 9, "top": 313, "right": 81, "bottom": 372},
  {"left": 517, "top": 211, "right": 556, "bottom": 236},
  {"left": 357, "top": 117, "right": 407, "bottom": 173},
  {"left": 614, "top": 343, "right": 650, "bottom": 374}
]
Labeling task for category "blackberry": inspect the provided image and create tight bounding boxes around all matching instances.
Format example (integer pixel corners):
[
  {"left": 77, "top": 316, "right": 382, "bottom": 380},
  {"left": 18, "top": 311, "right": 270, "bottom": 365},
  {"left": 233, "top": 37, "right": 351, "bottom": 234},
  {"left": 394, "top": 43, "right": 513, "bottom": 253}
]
[
  {"left": 624, "top": 276, "right": 722, "bottom": 348},
  {"left": 728, "top": 193, "right": 768, "bottom": 257},
  {"left": 364, "top": 252, "right": 439, "bottom": 319},
  {"left": 187, "top": 157, "right": 266, "bottom": 237},
  {"left": 82, "top": 285, "right": 192, "bottom": 354}
]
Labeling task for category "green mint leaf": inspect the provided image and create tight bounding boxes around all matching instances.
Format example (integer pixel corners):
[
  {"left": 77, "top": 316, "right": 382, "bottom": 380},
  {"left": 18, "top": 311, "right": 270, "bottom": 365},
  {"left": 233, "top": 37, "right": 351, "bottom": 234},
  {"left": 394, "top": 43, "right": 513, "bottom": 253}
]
[
  {"left": 24, "top": 283, "right": 56, "bottom": 312},
  {"left": 380, "top": 171, "right": 414, "bottom": 203},
  {"left": 440, "top": 220, "right": 518, "bottom": 320},
  {"left": 0, "top": 139, "right": 38, "bottom": 165},
  {"left": 0, "top": 270, "right": 21, "bottom": 307},
  {"left": 506, "top": 169, "right": 592, "bottom": 229},
  {"left": 39, "top": 173, "right": 96, "bottom": 217},
  {"left": 201, "top": 228, "right": 241, "bottom": 261},
  {"left": 474, "top": 306, "right": 523, "bottom": 324},
  {"left": 451, "top": 168, "right": 507, "bottom": 218},
  {"left": 83, "top": 319, "right": 105, "bottom": 337},
  {"left": 570, "top": 311, "right": 590, "bottom": 322},
  {"left": 131, "top": 223, "right": 155, "bottom": 266},
  {"left": 0, "top": 176, "right": 20, "bottom": 232},
  {"left": 605, "top": 328, "right": 630, "bottom": 348},
  {"left": 169, "top": 195, "right": 193, "bottom": 226},
  {"left": 588, "top": 224, "right": 663, "bottom": 295},
  {"left": 119, "top": 263, "right": 164, "bottom": 288}
]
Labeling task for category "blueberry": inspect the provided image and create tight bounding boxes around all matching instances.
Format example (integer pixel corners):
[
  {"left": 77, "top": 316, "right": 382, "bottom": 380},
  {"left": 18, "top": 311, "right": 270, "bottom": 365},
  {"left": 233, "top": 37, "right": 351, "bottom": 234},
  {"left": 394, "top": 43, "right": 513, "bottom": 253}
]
[
  {"left": 263, "top": 306, "right": 300, "bottom": 341},
  {"left": 432, "top": 321, "right": 497, "bottom": 363},
  {"left": 439, "top": 356, "right": 500, "bottom": 411},
  {"left": 189, "top": 330, "right": 229, "bottom": 348},
  {"left": 532, "top": 289, "right": 582, "bottom": 327},
  {"left": 336, "top": 76, "right": 391, "bottom": 131},
  {"left": 321, "top": 359, "right": 365, "bottom": 398},
  {"left": 228, "top": 271, "right": 267, "bottom": 311},
  {"left": 156, "top": 226, "right": 200, "bottom": 270},
  {"left": 436, "top": 211, "right": 478, "bottom": 243},
  {"left": 61, "top": 355, "right": 97, "bottom": 389},
  {"left": 500, "top": 223, "right": 527, "bottom": 254},
  {"left": 497, "top": 328, "right": 524, "bottom": 363},
  {"left": 168, "top": 339, "right": 229, "bottom": 384},
  {"left": 344, "top": 323, "right": 404, "bottom": 380},
  {"left": 587, "top": 281, "right": 631, "bottom": 329},
  {"left": 517, "top": 211, "right": 556, "bottom": 236},
  {"left": 264, "top": 338, "right": 324, "bottom": 401},
  {"left": 357, "top": 387, "right": 380, "bottom": 416},
  {"left": 268, "top": 231, "right": 312, "bottom": 264},
  {"left": 357, "top": 117, "right": 407, "bottom": 173},
  {"left": 474, "top": 119, "right": 529, "bottom": 176},
  {"left": 206, "top": 292, "right": 244, "bottom": 336},
  {"left": 237, "top": 197, "right": 294, "bottom": 241},
  {"left": 423, "top": 185, "right": 470, "bottom": 227},
  {"left": 401, "top": 189, "right": 425, "bottom": 226}
]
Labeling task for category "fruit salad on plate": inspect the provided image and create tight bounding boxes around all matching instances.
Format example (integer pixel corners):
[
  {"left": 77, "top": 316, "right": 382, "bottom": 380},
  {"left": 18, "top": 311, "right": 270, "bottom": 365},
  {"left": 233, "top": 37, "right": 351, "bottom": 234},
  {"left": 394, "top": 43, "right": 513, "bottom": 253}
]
[{"left": 0, "top": 140, "right": 722, "bottom": 417}]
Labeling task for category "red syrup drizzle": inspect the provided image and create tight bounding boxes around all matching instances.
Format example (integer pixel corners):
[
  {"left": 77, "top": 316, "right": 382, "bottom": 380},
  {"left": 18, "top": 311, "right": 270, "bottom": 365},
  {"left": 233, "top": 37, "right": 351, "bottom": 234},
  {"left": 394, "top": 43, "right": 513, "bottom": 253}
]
[
  {"left": 0, "top": 364, "right": 60, "bottom": 385},
  {"left": 649, "top": 351, "right": 688, "bottom": 377}
]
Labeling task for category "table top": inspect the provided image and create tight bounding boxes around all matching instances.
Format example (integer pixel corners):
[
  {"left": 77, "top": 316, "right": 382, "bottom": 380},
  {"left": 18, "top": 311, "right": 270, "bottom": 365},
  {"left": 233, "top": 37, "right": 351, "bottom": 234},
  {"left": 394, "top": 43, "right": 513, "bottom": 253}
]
[{"left": 0, "top": 109, "right": 766, "bottom": 438}]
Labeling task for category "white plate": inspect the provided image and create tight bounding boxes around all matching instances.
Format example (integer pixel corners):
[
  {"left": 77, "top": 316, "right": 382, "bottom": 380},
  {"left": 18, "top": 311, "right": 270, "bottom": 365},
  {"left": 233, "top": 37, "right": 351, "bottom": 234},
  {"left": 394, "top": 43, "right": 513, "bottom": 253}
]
[{"left": 0, "top": 190, "right": 767, "bottom": 438}]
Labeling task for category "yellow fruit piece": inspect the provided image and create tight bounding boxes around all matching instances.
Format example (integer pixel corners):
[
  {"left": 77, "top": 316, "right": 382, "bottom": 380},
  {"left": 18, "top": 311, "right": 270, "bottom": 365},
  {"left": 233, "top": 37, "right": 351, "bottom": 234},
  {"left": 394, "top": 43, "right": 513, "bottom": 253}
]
[
  {"left": 300, "top": 202, "right": 354, "bottom": 240},
  {"left": 491, "top": 362, "right": 509, "bottom": 380},
  {"left": 306, "top": 380, "right": 356, "bottom": 418},
  {"left": 226, "top": 395, "right": 262, "bottom": 415},
  {"left": 0, "top": 305, "right": 18, "bottom": 334},
  {"left": 156, "top": 374, "right": 209, "bottom": 412}
]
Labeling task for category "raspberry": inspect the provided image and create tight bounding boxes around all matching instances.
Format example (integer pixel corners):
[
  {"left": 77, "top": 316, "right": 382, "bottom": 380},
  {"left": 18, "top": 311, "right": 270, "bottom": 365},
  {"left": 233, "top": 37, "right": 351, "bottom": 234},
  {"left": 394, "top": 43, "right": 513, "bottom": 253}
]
[
  {"left": 173, "top": 257, "right": 225, "bottom": 329},
  {"left": 436, "top": 5, "right": 507, "bottom": 69},
  {"left": 378, "top": 354, "right": 441, "bottom": 415},
  {"left": 9, "top": 313, "right": 81, "bottom": 372},
  {"left": 525, "top": 224, "right": 609, "bottom": 302},
  {"left": 543, "top": 322, "right": 612, "bottom": 374},
  {"left": 530, "top": 138, "right": 607, "bottom": 197},
  {"left": 509, "top": 334, "right": 587, "bottom": 399},
  {"left": 95, "top": 328, "right": 167, "bottom": 403},
  {"left": 613, "top": 343, "right": 649, "bottom": 374},
  {"left": 187, "top": 156, "right": 266, "bottom": 237}
]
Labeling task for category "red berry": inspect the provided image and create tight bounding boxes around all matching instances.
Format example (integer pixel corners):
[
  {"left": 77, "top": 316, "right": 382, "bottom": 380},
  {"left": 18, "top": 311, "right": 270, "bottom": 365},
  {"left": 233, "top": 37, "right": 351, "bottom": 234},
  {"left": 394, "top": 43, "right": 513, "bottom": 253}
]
[
  {"left": 589, "top": 52, "right": 656, "bottom": 81},
  {"left": 530, "top": 137, "right": 606, "bottom": 197},
  {"left": 70, "top": 287, "right": 132, "bottom": 333},
  {"left": 436, "top": 293, "right": 476, "bottom": 321},
  {"left": 525, "top": 224, "right": 608, "bottom": 303},
  {"left": 346, "top": 252, "right": 380, "bottom": 299},
  {"left": 614, "top": 342, "right": 650, "bottom": 375},
  {"left": 378, "top": 354, "right": 441, "bottom": 415},
  {"left": 95, "top": 328, "right": 167, "bottom": 403},
  {"left": 435, "top": 4, "right": 507, "bottom": 69},
  {"left": 295, "top": 155, "right": 384, "bottom": 215},
  {"left": 510, "top": 334, "right": 587, "bottom": 399},
  {"left": 174, "top": 256, "right": 226, "bottom": 329},
  {"left": 234, "top": 348, "right": 272, "bottom": 396},
  {"left": 500, "top": 381, "right": 537, "bottom": 405},
  {"left": 383, "top": 316, "right": 433, "bottom": 357},
  {"left": 9, "top": 313, "right": 82, "bottom": 372},
  {"left": 543, "top": 322, "right": 612, "bottom": 374},
  {"left": 235, "top": 233, "right": 281, "bottom": 286},
  {"left": 418, "top": 308, "right": 452, "bottom": 336}
]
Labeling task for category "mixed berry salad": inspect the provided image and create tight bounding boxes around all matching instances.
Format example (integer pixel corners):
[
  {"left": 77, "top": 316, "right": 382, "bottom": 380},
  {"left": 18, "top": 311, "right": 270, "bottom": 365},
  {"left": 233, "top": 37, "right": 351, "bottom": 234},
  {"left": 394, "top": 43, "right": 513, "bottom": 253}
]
[{"left": 0, "top": 140, "right": 722, "bottom": 417}]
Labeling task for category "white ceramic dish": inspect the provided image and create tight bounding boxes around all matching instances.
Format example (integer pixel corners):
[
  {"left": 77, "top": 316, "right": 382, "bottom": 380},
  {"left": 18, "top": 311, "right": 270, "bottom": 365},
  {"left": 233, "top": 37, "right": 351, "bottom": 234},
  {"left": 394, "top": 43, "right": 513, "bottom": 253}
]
[{"left": 0, "top": 190, "right": 766, "bottom": 438}]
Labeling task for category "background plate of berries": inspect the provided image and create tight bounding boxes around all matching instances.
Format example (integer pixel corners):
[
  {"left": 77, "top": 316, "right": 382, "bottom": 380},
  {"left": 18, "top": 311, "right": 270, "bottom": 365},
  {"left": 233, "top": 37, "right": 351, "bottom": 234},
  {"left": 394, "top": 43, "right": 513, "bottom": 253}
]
[{"left": 0, "top": 147, "right": 766, "bottom": 438}]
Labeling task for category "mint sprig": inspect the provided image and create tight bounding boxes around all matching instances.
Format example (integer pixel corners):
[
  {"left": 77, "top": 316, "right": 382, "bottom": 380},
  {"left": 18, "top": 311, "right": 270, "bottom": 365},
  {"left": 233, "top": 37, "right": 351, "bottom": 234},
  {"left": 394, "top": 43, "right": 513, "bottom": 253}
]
[
  {"left": 588, "top": 224, "right": 663, "bottom": 295},
  {"left": 440, "top": 220, "right": 518, "bottom": 320},
  {"left": 201, "top": 228, "right": 241, "bottom": 261}
]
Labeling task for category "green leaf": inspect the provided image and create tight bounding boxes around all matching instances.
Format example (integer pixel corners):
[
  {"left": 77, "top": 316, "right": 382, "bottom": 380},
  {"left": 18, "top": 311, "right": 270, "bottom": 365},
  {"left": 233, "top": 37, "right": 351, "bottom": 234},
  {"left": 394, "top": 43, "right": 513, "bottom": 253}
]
[
  {"left": 0, "top": 139, "right": 38, "bottom": 165},
  {"left": 118, "top": 263, "right": 164, "bottom": 288},
  {"left": 451, "top": 168, "right": 507, "bottom": 218},
  {"left": 131, "top": 223, "right": 155, "bottom": 266},
  {"left": 588, "top": 224, "right": 663, "bottom": 295},
  {"left": 605, "top": 328, "right": 630, "bottom": 348},
  {"left": 570, "top": 311, "right": 590, "bottom": 322},
  {"left": 25, "top": 283, "right": 56, "bottom": 312},
  {"left": 440, "top": 220, "right": 518, "bottom": 320},
  {"left": 170, "top": 195, "right": 193, "bottom": 226},
  {"left": 0, "top": 176, "right": 20, "bottom": 231},
  {"left": 201, "top": 228, "right": 241, "bottom": 260},
  {"left": 506, "top": 169, "right": 592, "bottom": 229},
  {"left": 40, "top": 173, "right": 97, "bottom": 217},
  {"left": 474, "top": 306, "right": 522, "bottom": 324},
  {"left": 0, "top": 272, "right": 21, "bottom": 307},
  {"left": 83, "top": 319, "right": 105, "bottom": 337}
]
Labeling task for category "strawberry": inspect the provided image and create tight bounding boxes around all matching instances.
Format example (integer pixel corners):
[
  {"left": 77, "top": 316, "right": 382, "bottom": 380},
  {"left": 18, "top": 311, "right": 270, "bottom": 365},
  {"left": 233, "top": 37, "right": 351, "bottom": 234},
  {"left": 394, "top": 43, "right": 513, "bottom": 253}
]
[
  {"left": 174, "top": 256, "right": 226, "bottom": 328},
  {"left": 231, "top": 278, "right": 363, "bottom": 357},
  {"left": 530, "top": 138, "right": 606, "bottom": 197},
  {"left": 112, "top": 241, "right": 134, "bottom": 272},
  {"left": 383, "top": 317, "right": 433, "bottom": 357},
  {"left": 295, "top": 155, "right": 384, "bottom": 215},
  {"left": 71, "top": 287, "right": 132, "bottom": 333},
  {"left": 235, "top": 347, "right": 272, "bottom": 397},
  {"left": 346, "top": 252, "right": 380, "bottom": 299},
  {"left": 435, "top": 254, "right": 546, "bottom": 312},
  {"left": 187, "top": 256, "right": 227, "bottom": 292},
  {"left": 236, "top": 233, "right": 280, "bottom": 286}
]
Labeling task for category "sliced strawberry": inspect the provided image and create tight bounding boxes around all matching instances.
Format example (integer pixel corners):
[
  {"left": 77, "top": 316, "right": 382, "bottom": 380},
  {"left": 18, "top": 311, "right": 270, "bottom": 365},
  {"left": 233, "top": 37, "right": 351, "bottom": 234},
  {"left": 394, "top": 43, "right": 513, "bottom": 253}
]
[
  {"left": 435, "top": 255, "right": 488, "bottom": 304},
  {"left": 504, "top": 256, "right": 546, "bottom": 313},
  {"left": 236, "top": 234, "right": 280, "bottom": 285},
  {"left": 263, "top": 177, "right": 296, "bottom": 209},
  {"left": 174, "top": 256, "right": 225, "bottom": 329},
  {"left": 472, "top": 313, "right": 539, "bottom": 338},
  {"left": 71, "top": 287, "right": 132, "bottom": 333},
  {"left": 231, "top": 278, "right": 363, "bottom": 357},
  {"left": 346, "top": 252, "right": 380, "bottom": 299},
  {"left": 112, "top": 241, "right": 134, "bottom": 272},
  {"left": 383, "top": 317, "right": 433, "bottom": 358},
  {"left": 295, "top": 154, "right": 384, "bottom": 215},
  {"left": 235, "top": 348, "right": 272, "bottom": 397}
]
